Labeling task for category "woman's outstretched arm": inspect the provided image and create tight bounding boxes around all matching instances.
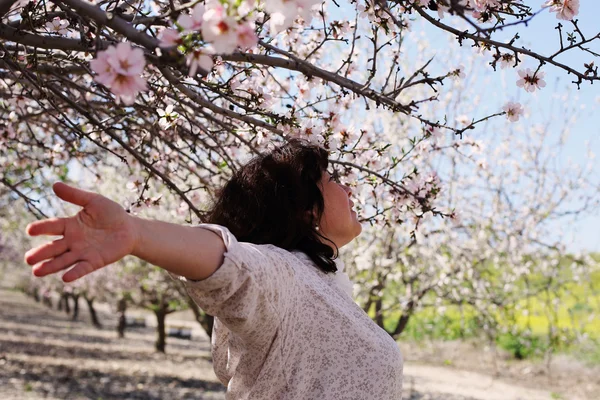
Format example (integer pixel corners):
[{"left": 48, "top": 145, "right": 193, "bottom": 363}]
[
  {"left": 130, "top": 217, "right": 226, "bottom": 281},
  {"left": 24, "top": 182, "right": 225, "bottom": 282}
]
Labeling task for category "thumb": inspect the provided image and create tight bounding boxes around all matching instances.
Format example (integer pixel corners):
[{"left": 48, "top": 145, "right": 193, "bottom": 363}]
[{"left": 52, "top": 182, "right": 96, "bottom": 207}]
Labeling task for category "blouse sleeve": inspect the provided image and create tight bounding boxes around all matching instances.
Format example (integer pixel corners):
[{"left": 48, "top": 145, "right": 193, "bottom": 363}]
[{"left": 168, "top": 223, "right": 294, "bottom": 345}]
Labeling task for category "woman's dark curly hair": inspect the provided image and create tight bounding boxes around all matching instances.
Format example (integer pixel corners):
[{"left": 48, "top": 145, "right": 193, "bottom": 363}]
[{"left": 205, "top": 138, "right": 339, "bottom": 274}]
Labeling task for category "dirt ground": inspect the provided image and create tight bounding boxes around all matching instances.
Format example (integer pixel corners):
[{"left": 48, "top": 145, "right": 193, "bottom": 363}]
[{"left": 0, "top": 287, "right": 597, "bottom": 400}]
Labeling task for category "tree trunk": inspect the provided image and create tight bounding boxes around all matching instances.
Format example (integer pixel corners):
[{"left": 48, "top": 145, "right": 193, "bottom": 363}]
[
  {"left": 62, "top": 292, "right": 71, "bottom": 314},
  {"left": 71, "top": 293, "right": 80, "bottom": 321},
  {"left": 362, "top": 297, "right": 373, "bottom": 314},
  {"left": 84, "top": 296, "right": 102, "bottom": 328},
  {"left": 374, "top": 297, "right": 385, "bottom": 328},
  {"left": 42, "top": 291, "right": 52, "bottom": 308},
  {"left": 154, "top": 304, "right": 167, "bottom": 353},
  {"left": 117, "top": 297, "right": 127, "bottom": 339},
  {"left": 187, "top": 297, "right": 214, "bottom": 339},
  {"left": 391, "top": 301, "right": 415, "bottom": 337},
  {"left": 392, "top": 313, "right": 411, "bottom": 337}
]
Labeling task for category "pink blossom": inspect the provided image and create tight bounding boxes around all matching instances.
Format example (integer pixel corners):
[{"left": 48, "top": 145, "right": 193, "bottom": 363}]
[
  {"left": 473, "top": 0, "right": 501, "bottom": 11},
  {"left": 502, "top": 101, "right": 524, "bottom": 122},
  {"left": 89, "top": 50, "right": 116, "bottom": 86},
  {"left": 451, "top": 65, "right": 466, "bottom": 80},
  {"left": 186, "top": 48, "right": 214, "bottom": 77},
  {"left": 425, "top": 125, "right": 443, "bottom": 142},
  {"left": 471, "top": 10, "right": 483, "bottom": 20},
  {"left": 236, "top": 21, "right": 258, "bottom": 50},
  {"left": 45, "top": 16, "right": 70, "bottom": 35},
  {"left": 111, "top": 75, "right": 147, "bottom": 105},
  {"left": 499, "top": 53, "right": 514, "bottom": 69},
  {"left": 202, "top": 3, "right": 238, "bottom": 54},
  {"left": 177, "top": 3, "right": 205, "bottom": 34},
  {"left": 158, "top": 28, "right": 182, "bottom": 48},
  {"left": 543, "top": 0, "right": 579, "bottom": 21},
  {"left": 516, "top": 68, "right": 546, "bottom": 92},
  {"left": 106, "top": 42, "right": 145, "bottom": 77},
  {"left": 296, "top": 0, "right": 321, "bottom": 19},
  {"left": 437, "top": 4, "right": 449, "bottom": 19},
  {"left": 265, "top": 0, "right": 320, "bottom": 33},
  {"left": 238, "top": 0, "right": 258, "bottom": 16},
  {"left": 89, "top": 42, "right": 147, "bottom": 105}
]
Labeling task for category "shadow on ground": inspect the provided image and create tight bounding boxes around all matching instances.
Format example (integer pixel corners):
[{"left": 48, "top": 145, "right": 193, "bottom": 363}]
[{"left": 0, "top": 287, "right": 481, "bottom": 400}]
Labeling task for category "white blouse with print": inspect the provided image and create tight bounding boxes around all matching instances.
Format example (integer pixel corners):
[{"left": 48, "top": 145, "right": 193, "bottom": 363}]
[{"left": 169, "top": 223, "right": 403, "bottom": 400}]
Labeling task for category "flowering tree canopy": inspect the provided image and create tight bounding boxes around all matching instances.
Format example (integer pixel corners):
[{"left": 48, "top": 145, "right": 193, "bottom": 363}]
[
  {"left": 2, "top": 0, "right": 598, "bottom": 357},
  {"left": 1, "top": 0, "right": 598, "bottom": 232}
]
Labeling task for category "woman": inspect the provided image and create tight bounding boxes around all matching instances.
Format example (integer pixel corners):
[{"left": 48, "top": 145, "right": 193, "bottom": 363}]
[{"left": 24, "top": 139, "right": 404, "bottom": 399}]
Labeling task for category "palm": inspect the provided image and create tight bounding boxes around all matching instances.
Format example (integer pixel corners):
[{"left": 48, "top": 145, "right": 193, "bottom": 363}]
[{"left": 24, "top": 182, "right": 137, "bottom": 282}]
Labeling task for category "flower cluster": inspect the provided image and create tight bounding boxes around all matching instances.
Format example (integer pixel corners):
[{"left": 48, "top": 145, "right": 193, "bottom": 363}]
[
  {"left": 543, "top": 0, "right": 579, "bottom": 21},
  {"left": 89, "top": 42, "right": 147, "bottom": 105},
  {"left": 427, "top": 0, "right": 579, "bottom": 22},
  {"left": 265, "top": 0, "right": 322, "bottom": 33},
  {"left": 158, "top": 1, "right": 262, "bottom": 77}
]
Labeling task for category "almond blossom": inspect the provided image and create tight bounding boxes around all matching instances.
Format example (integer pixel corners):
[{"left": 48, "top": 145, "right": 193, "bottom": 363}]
[
  {"left": 436, "top": 3, "right": 450, "bottom": 19},
  {"left": 425, "top": 126, "right": 443, "bottom": 143},
  {"left": 89, "top": 49, "right": 116, "bottom": 86},
  {"left": 516, "top": 68, "right": 546, "bottom": 92},
  {"left": 106, "top": 42, "right": 146, "bottom": 77},
  {"left": 158, "top": 28, "right": 183, "bottom": 48},
  {"left": 236, "top": 21, "right": 258, "bottom": 50},
  {"left": 89, "top": 42, "right": 147, "bottom": 105},
  {"left": 473, "top": 0, "right": 501, "bottom": 11},
  {"left": 201, "top": 2, "right": 239, "bottom": 54},
  {"left": 451, "top": 65, "right": 466, "bottom": 80},
  {"left": 264, "top": 0, "right": 321, "bottom": 33},
  {"left": 157, "top": 104, "right": 179, "bottom": 130},
  {"left": 499, "top": 53, "right": 515, "bottom": 69},
  {"left": 177, "top": 3, "right": 206, "bottom": 34},
  {"left": 186, "top": 48, "right": 214, "bottom": 77},
  {"left": 543, "top": 0, "right": 579, "bottom": 21},
  {"left": 502, "top": 101, "right": 524, "bottom": 122},
  {"left": 45, "top": 17, "right": 70, "bottom": 35}
]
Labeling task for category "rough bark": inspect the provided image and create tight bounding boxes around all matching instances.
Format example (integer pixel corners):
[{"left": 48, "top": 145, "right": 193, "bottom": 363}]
[{"left": 153, "top": 304, "right": 167, "bottom": 353}]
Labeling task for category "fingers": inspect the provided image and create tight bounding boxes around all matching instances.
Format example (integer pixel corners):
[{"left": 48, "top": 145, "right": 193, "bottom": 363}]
[
  {"left": 52, "top": 182, "right": 95, "bottom": 207},
  {"left": 26, "top": 217, "right": 67, "bottom": 237},
  {"left": 24, "top": 238, "right": 69, "bottom": 266},
  {"left": 32, "top": 250, "right": 81, "bottom": 278},
  {"left": 62, "top": 261, "right": 95, "bottom": 283}
]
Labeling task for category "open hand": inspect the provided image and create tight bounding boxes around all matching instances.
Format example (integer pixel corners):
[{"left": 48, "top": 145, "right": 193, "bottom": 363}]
[{"left": 24, "top": 182, "right": 138, "bottom": 282}]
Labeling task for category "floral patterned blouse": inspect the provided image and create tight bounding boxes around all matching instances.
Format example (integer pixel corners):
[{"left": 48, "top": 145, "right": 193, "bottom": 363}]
[{"left": 169, "top": 224, "right": 404, "bottom": 399}]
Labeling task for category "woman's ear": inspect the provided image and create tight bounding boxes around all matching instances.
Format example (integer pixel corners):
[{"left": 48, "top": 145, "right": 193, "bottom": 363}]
[{"left": 304, "top": 208, "right": 318, "bottom": 225}]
